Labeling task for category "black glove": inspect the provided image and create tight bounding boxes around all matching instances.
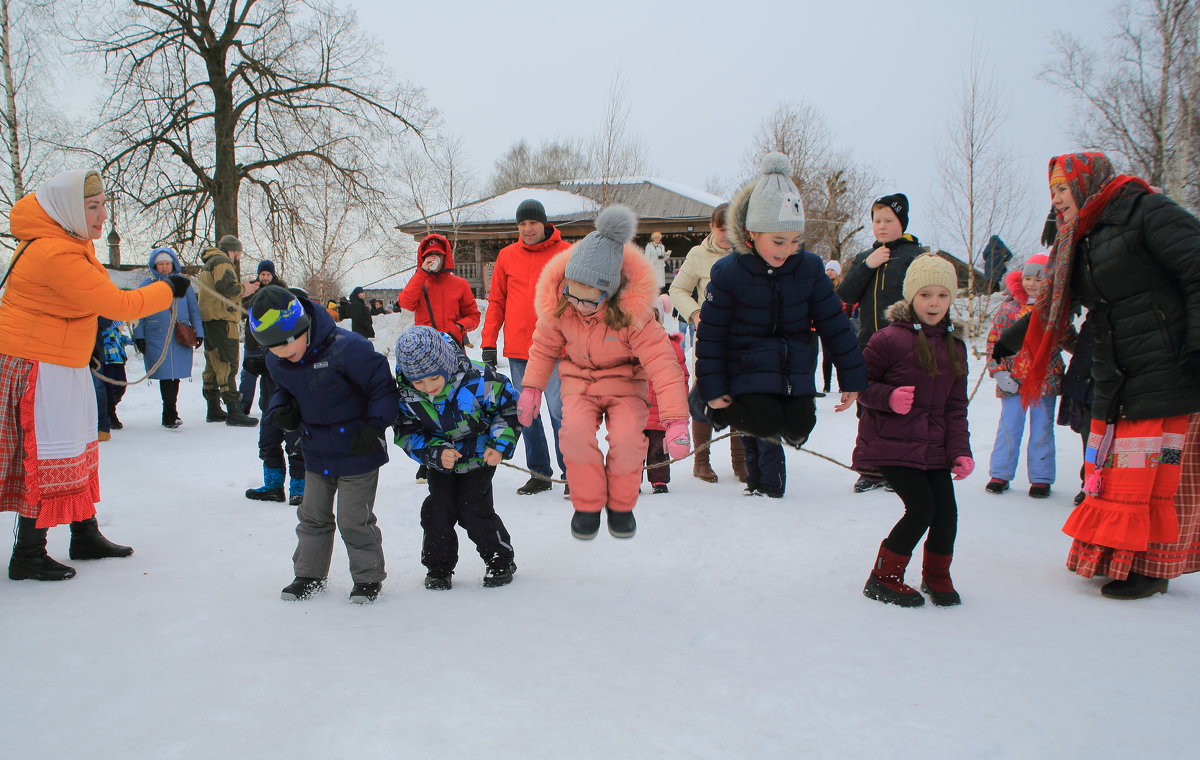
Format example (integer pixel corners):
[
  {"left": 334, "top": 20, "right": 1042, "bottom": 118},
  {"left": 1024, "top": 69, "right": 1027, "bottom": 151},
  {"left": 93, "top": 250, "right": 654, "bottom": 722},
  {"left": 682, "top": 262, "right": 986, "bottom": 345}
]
[
  {"left": 991, "top": 341, "right": 1015, "bottom": 362},
  {"left": 134, "top": 338, "right": 146, "bottom": 354},
  {"left": 273, "top": 400, "right": 301, "bottom": 432},
  {"left": 481, "top": 347, "right": 497, "bottom": 369},
  {"left": 195, "top": 337, "right": 204, "bottom": 350},
  {"left": 348, "top": 424, "right": 385, "bottom": 456},
  {"left": 167, "top": 274, "right": 190, "bottom": 298},
  {"left": 243, "top": 354, "right": 266, "bottom": 376}
]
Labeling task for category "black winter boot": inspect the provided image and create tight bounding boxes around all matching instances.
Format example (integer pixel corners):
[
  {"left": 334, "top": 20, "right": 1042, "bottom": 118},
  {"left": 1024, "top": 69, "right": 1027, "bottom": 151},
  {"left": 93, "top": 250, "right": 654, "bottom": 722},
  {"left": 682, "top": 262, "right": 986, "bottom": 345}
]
[
  {"left": 1101, "top": 572, "right": 1169, "bottom": 600},
  {"left": 605, "top": 508, "right": 637, "bottom": 539},
  {"left": 69, "top": 517, "right": 134, "bottom": 560},
  {"left": 222, "top": 393, "right": 258, "bottom": 427},
  {"left": 281, "top": 576, "right": 326, "bottom": 601},
  {"left": 9, "top": 516, "right": 76, "bottom": 581},
  {"left": 570, "top": 510, "right": 601, "bottom": 540},
  {"left": 483, "top": 561, "right": 516, "bottom": 587},
  {"left": 205, "top": 391, "right": 227, "bottom": 423}
]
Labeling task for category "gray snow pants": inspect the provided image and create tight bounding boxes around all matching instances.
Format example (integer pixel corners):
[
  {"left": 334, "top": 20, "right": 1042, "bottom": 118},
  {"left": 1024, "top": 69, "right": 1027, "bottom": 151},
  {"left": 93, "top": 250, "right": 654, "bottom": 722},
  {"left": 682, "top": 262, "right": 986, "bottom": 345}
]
[{"left": 292, "top": 468, "right": 386, "bottom": 583}]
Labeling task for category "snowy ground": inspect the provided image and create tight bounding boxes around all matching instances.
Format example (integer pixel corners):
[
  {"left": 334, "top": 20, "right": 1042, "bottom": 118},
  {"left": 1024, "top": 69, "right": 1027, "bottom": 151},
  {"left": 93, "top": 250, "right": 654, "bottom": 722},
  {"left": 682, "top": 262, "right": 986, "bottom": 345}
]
[{"left": 2, "top": 311, "right": 1196, "bottom": 759}]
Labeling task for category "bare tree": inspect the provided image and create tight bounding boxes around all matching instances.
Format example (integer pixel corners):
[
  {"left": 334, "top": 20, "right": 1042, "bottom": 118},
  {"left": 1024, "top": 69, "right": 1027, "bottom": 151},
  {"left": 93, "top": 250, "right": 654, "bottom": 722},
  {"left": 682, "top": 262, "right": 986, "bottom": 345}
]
[
  {"left": 79, "top": 0, "right": 430, "bottom": 250},
  {"left": 587, "top": 72, "right": 649, "bottom": 201},
  {"left": 744, "top": 101, "right": 879, "bottom": 261},
  {"left": 487, "top": 138, "right": 589, "bottom": 195},
  {"left": 934, "top": 46, "right": 1030, "bottom": 335},
  {"left": 1042, "top": 0, "right": 1200, "bottom": 210},
  {"left": 398, "top": 130, "right": 480, "bottom": 247}
]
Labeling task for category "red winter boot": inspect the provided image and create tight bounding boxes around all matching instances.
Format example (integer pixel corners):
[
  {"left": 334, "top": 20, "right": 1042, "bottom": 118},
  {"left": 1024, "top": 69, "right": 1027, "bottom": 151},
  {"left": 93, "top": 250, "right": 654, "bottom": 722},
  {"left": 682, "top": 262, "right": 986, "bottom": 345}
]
[
  {"left": 920, "top": 546, "right": 961, "bottom": 606},
  {"left": 863, "top": 542, "right": 924, "bottom": 607}
]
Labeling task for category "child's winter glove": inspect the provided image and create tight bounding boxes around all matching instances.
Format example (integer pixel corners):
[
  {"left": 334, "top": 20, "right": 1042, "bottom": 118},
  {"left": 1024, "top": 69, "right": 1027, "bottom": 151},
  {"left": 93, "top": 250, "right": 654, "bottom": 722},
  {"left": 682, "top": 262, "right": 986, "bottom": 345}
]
[
  {"left": 993, "top": 370, "right": 1020, "bottom": 394},
  {"left": 516, "top": 387, "right": 542, "bottom": 427},
  {"left": 348, "top": 424, "right": 386, "bottom": 456},
  {"left": 273, "top": 400, "right": 301, "bottom": 432},
  {"left": 481, "top": 347, "right": 498, "bottom": 370},
  {"left": 951, "top": 456, "right": 975, "bottom": 480},
  {"left": 888, "top": 385, "right": 915, "bottom": 414},
  {"left": 134, "top": 338, "right": 146, "bottom": 354},
  {"left": 663, "top": 419, "right": 691, "bottom": 459}
]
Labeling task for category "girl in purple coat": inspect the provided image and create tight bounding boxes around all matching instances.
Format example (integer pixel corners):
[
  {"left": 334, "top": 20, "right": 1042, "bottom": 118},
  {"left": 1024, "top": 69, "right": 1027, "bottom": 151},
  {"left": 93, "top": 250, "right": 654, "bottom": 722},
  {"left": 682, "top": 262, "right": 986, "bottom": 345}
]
[{"left": 854, "top": 255, "right": 974, "bottom": 607}]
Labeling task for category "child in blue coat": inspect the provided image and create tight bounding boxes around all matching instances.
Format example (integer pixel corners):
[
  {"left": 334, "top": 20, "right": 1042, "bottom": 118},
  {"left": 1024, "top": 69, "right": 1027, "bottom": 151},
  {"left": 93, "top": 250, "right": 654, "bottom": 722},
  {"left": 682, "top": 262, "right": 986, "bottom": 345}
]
[
  {"left": 250, "top": 285, "right": 399, "bottom": 605},
  {"left": 394, "top": 326, "right": 521, "bottom": 590}
]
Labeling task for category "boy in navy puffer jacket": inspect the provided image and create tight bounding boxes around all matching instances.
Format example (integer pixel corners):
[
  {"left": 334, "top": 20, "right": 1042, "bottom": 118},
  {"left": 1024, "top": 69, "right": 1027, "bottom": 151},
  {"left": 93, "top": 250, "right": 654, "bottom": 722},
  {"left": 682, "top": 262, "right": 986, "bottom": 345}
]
[
  {"left": 250, "top": 285, "right": 399, "bottom": 605},
  {"left": 394, "top": 326, "right": 521, "bottom": 590}
]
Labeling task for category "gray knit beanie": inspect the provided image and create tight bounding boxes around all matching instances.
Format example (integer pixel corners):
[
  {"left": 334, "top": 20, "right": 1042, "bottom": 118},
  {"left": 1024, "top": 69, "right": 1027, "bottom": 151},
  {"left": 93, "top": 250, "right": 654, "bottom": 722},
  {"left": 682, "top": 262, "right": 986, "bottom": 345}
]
[
  {"left": 745, "top": 152, "right": 806, "bottom": 233},
  {"left": 564, "top": 206, "right": 636, "bottom": 298},
  {"left": 395, "top": 326, "right": 461, "bottom": 383},
  {"left": 217, "top": 234, "right": 243, "bottom": 253}
]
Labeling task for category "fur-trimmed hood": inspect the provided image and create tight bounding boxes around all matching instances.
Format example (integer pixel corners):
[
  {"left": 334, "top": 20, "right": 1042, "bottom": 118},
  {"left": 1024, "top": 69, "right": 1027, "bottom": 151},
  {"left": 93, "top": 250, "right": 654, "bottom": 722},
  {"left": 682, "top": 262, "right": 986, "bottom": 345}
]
[
  {"left": 533, "top": 242, "right": 660, "bottom": 328},
  {"left": 725, "top": 177, "right": 758, "bottom": 255},
  {"left": 1002, "top": 269, "right": 1031, "bottom": 304},
  {"left": 885, "top": 299, "right": 965, "bottom": 334}
]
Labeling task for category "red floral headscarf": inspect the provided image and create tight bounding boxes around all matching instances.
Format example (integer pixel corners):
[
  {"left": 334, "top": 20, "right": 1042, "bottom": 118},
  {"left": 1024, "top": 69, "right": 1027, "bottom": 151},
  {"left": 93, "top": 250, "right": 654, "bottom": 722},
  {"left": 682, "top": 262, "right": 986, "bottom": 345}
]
[{"left": 1013, "top": 152, "right": 1152, "bottom": 407}]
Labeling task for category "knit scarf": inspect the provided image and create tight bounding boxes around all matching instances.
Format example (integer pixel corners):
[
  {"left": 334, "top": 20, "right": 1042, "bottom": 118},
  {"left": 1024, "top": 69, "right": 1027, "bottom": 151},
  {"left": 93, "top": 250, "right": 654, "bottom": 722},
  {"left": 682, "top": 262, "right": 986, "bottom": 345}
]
[{"left": 1013, "top": 153, "right": 1152, "bottom": 408}]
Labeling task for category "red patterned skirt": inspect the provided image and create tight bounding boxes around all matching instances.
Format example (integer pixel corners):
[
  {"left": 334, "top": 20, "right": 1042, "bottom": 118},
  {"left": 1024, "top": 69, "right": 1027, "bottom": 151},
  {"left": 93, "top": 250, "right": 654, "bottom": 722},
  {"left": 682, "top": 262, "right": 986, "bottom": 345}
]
[
  {"left": 0, "top": 354, "right": 100, "bottom": 528},
  {"left": 1064, "top": 415, "right": 1191, "bottom": 579}
]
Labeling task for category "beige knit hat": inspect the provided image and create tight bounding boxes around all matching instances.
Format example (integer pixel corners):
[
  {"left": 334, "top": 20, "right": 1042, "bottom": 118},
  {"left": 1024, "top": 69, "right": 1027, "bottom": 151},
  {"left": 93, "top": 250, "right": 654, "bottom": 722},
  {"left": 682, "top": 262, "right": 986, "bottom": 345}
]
[{"left": 902, "top": 253, "right": 958, "bottom": 302}]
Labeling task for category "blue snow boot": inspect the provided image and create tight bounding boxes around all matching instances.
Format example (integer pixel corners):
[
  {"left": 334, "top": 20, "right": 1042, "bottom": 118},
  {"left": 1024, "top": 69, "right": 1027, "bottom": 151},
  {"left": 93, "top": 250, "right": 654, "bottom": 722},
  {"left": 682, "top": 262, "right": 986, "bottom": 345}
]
[
  {"left": 288, "top": 477, "right": 305, "bottom": 507},
  {"left": 246, "top": 466, "right": 286, "bottom": 502}
]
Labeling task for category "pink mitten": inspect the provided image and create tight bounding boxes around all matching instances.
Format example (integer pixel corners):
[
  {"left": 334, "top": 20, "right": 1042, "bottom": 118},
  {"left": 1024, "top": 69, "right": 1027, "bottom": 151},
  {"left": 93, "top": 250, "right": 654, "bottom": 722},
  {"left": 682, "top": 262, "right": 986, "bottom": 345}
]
[
  {"left": 663, "top": 419, "right": 691, "bottom": 459},
  {"left": 888, "top": 385, "right": 915, "bottom": 414},
  {"left": 516, "top": 387, "right": 542, "bottom": 427},
  {"left": 951, "top": 456, "right": 975, "bottom": 480}
]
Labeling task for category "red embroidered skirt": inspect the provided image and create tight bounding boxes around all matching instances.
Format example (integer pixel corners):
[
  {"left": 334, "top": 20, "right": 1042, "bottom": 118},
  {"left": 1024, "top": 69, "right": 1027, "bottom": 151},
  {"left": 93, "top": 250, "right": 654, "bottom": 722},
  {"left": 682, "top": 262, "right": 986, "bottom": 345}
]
[
  {"left": 0, "top": 354, "right": 100, "bottom": 528},
  {"left": 1064, "top": 415, "right": 1189, "bottom": 579}
]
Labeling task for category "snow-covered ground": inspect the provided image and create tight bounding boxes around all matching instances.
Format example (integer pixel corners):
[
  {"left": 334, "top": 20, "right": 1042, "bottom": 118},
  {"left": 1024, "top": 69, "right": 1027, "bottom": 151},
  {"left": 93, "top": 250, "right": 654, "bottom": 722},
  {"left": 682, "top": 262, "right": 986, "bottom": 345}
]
[{"left": 3, "top": 311, "right": 1196, "bottom": 759}]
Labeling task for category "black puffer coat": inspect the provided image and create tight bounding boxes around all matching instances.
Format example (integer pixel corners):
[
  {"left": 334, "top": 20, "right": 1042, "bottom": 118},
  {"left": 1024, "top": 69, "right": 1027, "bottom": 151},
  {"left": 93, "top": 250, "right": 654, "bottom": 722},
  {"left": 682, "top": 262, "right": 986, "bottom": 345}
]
[
  {"left": 1072, "top": 187, "right": 1200, "bottom": 421},
  {"left": 837, "top": 236, "right": 923, "bottom": 347}
]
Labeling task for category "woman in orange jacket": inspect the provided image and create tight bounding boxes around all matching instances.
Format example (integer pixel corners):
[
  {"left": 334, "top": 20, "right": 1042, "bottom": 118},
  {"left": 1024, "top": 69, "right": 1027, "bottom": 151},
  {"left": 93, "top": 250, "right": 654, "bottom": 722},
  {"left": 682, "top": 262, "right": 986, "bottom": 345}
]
[
  {"left": 0, "top": 169, "right": 186, "bottom": 582},
  {"left": 517, "top": 206, "right": 690, "bottom": 540}
]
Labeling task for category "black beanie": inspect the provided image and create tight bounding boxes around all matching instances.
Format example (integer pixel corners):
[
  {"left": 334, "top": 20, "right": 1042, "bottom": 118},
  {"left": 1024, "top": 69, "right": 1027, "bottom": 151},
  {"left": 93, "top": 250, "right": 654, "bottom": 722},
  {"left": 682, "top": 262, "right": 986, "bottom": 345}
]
[
  {"left": 515, "top": 198, "right": 547, "bottom": 225},
  {"left": 872, "top": 193, "right": 909, "bottom": 232}
]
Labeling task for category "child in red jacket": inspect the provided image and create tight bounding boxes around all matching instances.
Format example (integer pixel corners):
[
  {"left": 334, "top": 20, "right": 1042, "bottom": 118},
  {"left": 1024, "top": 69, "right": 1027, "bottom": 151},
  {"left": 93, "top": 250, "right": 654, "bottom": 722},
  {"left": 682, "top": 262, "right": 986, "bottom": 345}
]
[
  {"left": 517, "top": 207, "right": 690, "bottom": 540},
  {"left": 853, "top": 254, "right": 973, "bottom": 607},
  {"left": 398, "top": 233, "right": 481, "bottom": 348}
]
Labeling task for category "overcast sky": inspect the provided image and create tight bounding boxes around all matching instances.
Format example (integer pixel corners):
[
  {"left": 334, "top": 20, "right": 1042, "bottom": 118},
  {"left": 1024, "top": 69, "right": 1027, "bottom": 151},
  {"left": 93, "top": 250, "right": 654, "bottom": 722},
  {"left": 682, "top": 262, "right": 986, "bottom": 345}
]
[{"left": 351, "top": 0, "right": 1119, "bottom": 262}]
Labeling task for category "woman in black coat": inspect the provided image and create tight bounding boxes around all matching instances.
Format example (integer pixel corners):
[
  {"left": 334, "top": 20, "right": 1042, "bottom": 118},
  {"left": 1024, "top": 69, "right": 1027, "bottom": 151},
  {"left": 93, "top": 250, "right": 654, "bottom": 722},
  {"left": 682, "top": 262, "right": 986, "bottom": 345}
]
[{"left": 1012, "top": 152, "right": 1200, "bottom": 599}]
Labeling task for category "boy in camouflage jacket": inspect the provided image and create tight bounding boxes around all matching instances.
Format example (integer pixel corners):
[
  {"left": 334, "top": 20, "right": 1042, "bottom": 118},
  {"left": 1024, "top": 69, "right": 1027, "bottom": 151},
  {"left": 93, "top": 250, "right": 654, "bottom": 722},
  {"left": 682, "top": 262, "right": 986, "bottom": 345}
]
[{"left": 394, "top": 326, "right": 521, "bottom": 590}]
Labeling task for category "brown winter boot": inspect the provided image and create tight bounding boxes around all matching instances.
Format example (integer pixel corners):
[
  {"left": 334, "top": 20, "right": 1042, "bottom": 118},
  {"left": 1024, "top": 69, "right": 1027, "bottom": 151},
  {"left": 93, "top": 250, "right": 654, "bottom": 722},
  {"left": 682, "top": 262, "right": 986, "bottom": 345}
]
[
  {"left": 863, "top": 542, "right": 924, "bottom": 607},
  {"left": 920, "top": 545, "right": 961, "bottom": 606},
  {"left": 730, "top": 433, "right": 748, "bottom": 483},
  {"left": 691, "top": 420, "right": 718, "bottom": 483}
]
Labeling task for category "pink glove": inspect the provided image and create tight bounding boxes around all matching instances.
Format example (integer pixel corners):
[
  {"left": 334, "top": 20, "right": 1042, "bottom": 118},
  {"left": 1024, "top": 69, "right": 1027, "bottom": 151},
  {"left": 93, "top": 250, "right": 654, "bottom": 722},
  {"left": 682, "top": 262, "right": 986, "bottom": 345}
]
[
  {"left": 663, "top": 419, "right": 691, "bottom": 459},
  {"left": 888, "top": 385, "right": 915, "bottom": 414},
  {"left": 951, "top": 456, "right": 975, "bottom": 480},
  {"left": 516, "top": 387, "right": 542, "bottom": 427}
]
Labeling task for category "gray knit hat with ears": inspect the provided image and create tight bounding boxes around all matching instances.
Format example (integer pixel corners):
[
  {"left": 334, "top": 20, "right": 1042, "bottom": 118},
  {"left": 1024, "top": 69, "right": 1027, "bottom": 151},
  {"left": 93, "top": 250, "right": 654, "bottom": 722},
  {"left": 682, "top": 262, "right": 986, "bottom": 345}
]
[
  {"left": 745, "top": 152, "right": 806, "bottom": 233},
  {"left": 564, "top": 206, "right": 636, "bottom": 298}
]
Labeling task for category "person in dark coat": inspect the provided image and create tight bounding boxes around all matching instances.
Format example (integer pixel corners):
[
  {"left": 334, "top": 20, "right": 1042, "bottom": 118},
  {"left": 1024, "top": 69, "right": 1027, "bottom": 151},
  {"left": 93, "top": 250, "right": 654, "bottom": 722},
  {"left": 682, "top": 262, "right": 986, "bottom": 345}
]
[
  {"left": 347, "top": 286, "right": 374, "bottom": 341},
  {"left": 696, "top": 153, "right": 865, "bottom": 496},
  {"left": 838, "top": 193, "right": 924, "bottom": 494},
  {"left": 1005, "top": 152, "right": 1200, "bottom": 600},
  {"left": 855, "top": 254, "right": 973, "bottom": 607},
  {"left": 251, "top": 285, "right": 399, "bottom": 604}
]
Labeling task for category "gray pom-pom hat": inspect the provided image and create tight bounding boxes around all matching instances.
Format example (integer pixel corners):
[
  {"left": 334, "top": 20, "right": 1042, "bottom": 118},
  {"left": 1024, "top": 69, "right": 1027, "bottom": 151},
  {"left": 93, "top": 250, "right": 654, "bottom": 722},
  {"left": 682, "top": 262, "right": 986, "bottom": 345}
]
[
  {"left": 744, "top": 152, "right": 805, "bottom": 233},
  {"left": 564, "top": 206, "right": 638, "bottom": 298}
]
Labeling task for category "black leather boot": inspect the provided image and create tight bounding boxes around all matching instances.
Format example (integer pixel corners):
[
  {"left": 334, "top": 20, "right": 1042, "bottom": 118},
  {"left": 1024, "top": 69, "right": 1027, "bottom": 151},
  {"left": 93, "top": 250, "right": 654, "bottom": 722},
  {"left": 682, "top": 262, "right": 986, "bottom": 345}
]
[
  {"left": 69, "top": 517, "right": 134, "bottom": 560},
  {"left": 205, "top": 391, "right": 227, "bottom": 422},
  {"left": 9, "top": 516, "right": 76, "bottom": 581},
  {"left": 222, "top": 393, "right": 258, "bottom": 427}
]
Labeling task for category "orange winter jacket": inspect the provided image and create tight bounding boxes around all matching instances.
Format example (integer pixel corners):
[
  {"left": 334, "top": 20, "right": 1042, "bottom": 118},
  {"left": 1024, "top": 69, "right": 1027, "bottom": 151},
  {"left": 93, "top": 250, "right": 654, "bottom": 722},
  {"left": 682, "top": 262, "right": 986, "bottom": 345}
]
[
  {"left": 0, "top": 193, "right": 173, "bottom": 368},
  {"left": 480, "top": 226, "right": 571, "bottom": 359},
  {"left": 523, "top": 244, "right": 689, "bottom": 422}
]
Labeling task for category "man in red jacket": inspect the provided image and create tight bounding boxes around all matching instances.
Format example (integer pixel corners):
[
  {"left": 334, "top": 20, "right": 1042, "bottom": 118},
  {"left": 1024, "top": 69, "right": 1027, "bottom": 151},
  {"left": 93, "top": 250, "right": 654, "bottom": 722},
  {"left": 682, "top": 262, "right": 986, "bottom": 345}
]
[
  {"left": 399, "top": 234, "right": 481, "bottom": 347},
  {"left": 481, "top": 199, "right": 569, "bottom": 494}
]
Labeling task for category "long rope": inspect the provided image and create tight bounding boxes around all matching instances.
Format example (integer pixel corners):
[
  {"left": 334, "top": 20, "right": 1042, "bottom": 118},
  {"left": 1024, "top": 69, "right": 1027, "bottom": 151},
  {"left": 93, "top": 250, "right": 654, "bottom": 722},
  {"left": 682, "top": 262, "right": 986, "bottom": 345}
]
[{"left": 499, "top": 429, "right": 855, "bottom": 484}]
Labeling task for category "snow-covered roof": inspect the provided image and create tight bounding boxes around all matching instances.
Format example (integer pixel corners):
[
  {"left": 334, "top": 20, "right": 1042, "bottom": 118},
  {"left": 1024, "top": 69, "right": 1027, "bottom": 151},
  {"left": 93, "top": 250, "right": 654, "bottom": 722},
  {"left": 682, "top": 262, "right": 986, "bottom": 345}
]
[
  {"left": 417, "top": 188, "right": 600, "bottom": 227},
  {"left": 558, "top": 177, "right": 726, "bottom": 208}
]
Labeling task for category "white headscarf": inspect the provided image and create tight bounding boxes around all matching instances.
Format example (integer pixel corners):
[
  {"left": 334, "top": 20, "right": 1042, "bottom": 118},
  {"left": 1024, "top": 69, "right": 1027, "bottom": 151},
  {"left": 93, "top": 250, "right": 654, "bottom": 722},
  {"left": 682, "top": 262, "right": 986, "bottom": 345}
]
[{"left": 35, "top": 169, "right": 96, "bottom": 239}]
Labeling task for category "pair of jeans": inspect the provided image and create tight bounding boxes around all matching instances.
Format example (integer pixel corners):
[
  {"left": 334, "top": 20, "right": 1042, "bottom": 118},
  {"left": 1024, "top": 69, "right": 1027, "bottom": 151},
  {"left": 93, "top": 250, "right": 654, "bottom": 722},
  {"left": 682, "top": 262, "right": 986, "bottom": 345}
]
[
  {"left": 506, "top": 358, "right": 565, "bottom": 478},
  {"left": 989, "top": 395, "right": 1056, "bottom": 484}
]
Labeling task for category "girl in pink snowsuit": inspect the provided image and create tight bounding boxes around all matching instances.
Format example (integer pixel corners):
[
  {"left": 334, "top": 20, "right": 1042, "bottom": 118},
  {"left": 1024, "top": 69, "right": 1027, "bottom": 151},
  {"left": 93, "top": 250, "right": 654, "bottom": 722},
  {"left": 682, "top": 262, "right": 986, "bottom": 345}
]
[{"left": 517, "top": 207, "right": 691, "bottom": 540}]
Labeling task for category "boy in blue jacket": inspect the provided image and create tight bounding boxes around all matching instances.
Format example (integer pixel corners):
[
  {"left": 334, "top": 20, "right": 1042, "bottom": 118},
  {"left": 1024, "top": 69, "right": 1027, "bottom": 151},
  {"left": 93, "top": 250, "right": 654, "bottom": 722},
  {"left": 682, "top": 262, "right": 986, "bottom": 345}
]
[
  {"left": 249, "top": 285, "right": 400, "bottom": 604},
  {"left": 394, "top": 326, "right": 520, "bottom": 590}
]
